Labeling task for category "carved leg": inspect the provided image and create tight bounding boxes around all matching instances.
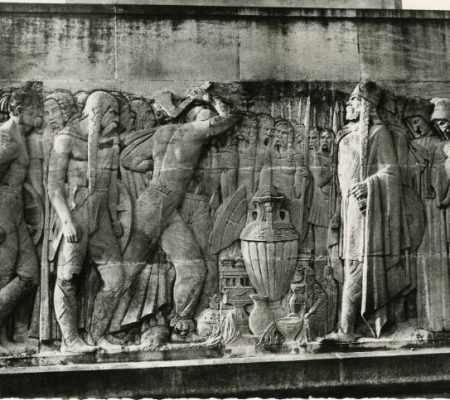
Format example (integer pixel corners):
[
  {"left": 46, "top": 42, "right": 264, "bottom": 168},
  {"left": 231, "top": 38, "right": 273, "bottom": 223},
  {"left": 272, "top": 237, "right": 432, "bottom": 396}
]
[
  {"left": 54, "top": 259, "right": 96, "bottom": 353},
  {"left": 3, "top": 302, "right": 38, "bottom": 354},
  {"left": 0, "top": 327, "right": 12, "bottom": 354},
  {"left": 90, "top": 262, "right": 124, "bottom": 352},
  {"left": 53, "top": 214, "right": 96, "bottom": 353},
  {"left": 161, "top": 212, "right": 206, "bottom": 342},
  {"left": 180, "top": 196, "right": 216, "bottom": 315},
  {"left": 13, "top": 295, "right": 38, "bottom": 349},
  {"left": 54, "top": 278, "right": 78, "bottom": 345},
  {"left": 0, "top": 277, "right": 35, "bottom": 329},
  {"left": 86, "top": 209, "right": 125, "bottom": 351},
  {"left": 54, "top": 277, "right": 96, "bottom": 354},
  {"left": 0, "top": 274, "right": 13, "bottom": 354},
  {"left": 109, "top": 260, "right": 146, "bottom": 334},
  {"left": 5, "top": 222, "right": 39, "bottom": 353},
  {"left": 0, "top": 229, "right": 22, "bottom": 352},
  {"left": 338, "top": 259, "right": 363, "bottom": 341}
]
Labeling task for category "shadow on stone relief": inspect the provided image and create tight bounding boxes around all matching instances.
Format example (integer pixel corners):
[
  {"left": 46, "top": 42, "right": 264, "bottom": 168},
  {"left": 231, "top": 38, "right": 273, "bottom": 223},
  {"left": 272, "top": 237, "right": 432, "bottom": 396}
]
[{"left": 1, "top": 79, "right": 450, "bottom": 363}]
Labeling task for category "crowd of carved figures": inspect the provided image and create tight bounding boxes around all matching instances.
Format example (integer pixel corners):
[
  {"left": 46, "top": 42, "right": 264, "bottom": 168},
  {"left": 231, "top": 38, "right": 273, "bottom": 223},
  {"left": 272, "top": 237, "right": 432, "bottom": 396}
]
[{"left": 2, "top": 79, "right": 450, "bottom": 354}]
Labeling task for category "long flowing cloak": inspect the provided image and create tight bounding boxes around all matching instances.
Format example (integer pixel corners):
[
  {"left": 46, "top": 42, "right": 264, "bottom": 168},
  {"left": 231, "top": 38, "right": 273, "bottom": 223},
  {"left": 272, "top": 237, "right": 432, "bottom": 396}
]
[{"left": 337, "top": 122, "right": 412, "bottom": 337}]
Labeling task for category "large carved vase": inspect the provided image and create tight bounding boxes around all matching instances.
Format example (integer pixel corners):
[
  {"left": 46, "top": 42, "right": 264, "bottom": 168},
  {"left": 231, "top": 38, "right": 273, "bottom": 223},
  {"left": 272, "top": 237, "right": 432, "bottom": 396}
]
[{"left": 240, "top": 186, "right": 299, "bottom": 336}]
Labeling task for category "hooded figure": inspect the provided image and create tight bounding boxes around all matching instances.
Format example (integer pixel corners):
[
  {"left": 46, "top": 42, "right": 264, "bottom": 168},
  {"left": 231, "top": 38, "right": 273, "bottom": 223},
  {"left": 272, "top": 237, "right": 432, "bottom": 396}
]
[
  {"left": 404, "top": 97, "right": 450, "bottom": 332},
  {"left": 431, "top": 98, "right": 450, "bottom": 140}
]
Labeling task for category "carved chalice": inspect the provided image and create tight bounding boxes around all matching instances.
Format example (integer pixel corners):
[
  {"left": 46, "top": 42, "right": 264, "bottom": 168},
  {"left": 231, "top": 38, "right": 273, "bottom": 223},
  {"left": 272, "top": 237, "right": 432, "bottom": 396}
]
[
  {"left": 275, "top": 314, "right": 303, "bottom": 346},
  {"left": 240, "top": 186, "right": 299, "bottom": 336}
]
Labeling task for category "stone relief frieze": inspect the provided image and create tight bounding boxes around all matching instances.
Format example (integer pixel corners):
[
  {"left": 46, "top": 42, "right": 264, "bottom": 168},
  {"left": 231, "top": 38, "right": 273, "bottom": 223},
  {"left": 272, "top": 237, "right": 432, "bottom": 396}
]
[{"left": 1, "top": 80, "right": 450, "bottom": 357}]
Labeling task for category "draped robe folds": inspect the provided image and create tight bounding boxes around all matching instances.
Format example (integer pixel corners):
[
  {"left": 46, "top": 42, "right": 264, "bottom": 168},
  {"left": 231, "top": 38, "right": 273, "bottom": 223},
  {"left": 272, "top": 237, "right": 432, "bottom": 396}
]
[
  {"left": 337, "top": 122, "right": 411, "bottom": 337},
  {"left": 411, "top": 136, "right": 450, "bottom": 331}
]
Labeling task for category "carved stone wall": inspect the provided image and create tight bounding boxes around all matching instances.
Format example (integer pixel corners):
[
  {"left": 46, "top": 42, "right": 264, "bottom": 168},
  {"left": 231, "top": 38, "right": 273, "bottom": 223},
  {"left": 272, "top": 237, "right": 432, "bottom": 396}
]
[
  {"left": 0, "top": 77, "right": 445, "bottom": 357},
  {"left": 1, "top": 5, "right": 450, "bottom": 96},
  {"left": 1, "top": 6, "right": 450, "bottom": 397}
]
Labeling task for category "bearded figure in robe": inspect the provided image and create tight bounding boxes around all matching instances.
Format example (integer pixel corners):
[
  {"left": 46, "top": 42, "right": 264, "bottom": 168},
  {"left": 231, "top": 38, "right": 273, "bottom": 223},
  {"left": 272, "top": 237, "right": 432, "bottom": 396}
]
[{"left": 330, "top": 81, "right": 412, "bottom": 341}]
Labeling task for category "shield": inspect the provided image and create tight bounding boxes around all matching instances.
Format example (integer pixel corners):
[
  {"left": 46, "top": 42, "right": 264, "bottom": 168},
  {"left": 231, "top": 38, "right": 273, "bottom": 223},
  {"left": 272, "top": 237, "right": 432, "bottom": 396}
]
[
  {"left": 23, "top": 183, "right": 44, "bottom": 245},
  {"left": 116, "top": 179, "right": 133, "bottom": 253},
  {"left": 209, "top": 185, "right": 248, "bottom": 255}
]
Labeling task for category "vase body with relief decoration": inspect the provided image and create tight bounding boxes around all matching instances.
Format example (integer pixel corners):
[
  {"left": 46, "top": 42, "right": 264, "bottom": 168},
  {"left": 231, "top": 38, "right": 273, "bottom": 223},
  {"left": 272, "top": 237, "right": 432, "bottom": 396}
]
[{"left": 240, "top": 186, "right": 299, "bottom": 336}]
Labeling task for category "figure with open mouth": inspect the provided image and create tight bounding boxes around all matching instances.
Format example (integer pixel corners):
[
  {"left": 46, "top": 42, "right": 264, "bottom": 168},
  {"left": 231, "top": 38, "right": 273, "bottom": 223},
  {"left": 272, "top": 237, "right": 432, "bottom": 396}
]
[{"left": 308, "top": 128, "right": 335, "bottom": 281}]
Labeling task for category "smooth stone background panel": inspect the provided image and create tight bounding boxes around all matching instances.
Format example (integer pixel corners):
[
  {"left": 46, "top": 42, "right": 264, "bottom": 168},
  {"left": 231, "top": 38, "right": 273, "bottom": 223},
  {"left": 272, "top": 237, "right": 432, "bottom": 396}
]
[
  {"left": 358, "top": 19, "right": 450, "bottom": 82},
  {"left": 238, "top": 19, "right": 360, "bottom": 81},
  {"left": 116, "top": 18, "right": 240, "bottom": 81},
  {"left": 0, "top": 9, "right": 449, "bottom": 86},
  {"left": 0, "top": 15, "right": 115, "bottom": 80}
]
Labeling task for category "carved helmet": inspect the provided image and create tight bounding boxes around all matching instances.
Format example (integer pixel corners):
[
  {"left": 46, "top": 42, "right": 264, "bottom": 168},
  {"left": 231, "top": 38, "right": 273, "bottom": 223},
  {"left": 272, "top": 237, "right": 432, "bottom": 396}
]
[
  {"left": 403, "top": 97, "right": 432, "bottom": 122},
  {"left": 431, "top": 98, "right": 450, "bottom": 121},
  {"left": 350, "top": 80, "right": 382, "bottom": 107}
]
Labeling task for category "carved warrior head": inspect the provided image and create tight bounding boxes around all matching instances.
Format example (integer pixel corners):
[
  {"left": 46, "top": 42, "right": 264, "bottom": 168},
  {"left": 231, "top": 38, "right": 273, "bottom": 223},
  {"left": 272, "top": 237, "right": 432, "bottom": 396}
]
[
  {"left": 45, "top": 90, "right": 78, "bottom": 131},
  {"left": 272, "top": 119, "right": 294, "bottom": 154},
  {"left": 257, "top": 114, "right": 275, "bottom": 147},
  {"left": 110, "top": 91, "right": 136, "bottom": 134},
  {"left": 83, "top": 91, "right": 120, "bottom": 193},
  {"left": 348, "top": 81, "right": 384, "bottom": 181},
  {"left": 83, "top": 91, "right": 120, "bottom": 136},
  {"left": 431, "top": 98, "right": 450, "bottom": 137},
  {"left": 346, "top": 81, "right": 382, "bottom": 122},
  {"left": 318, "top": 128, "right": 335, "bottom": 155},
  {"left": 403, "top": 97, "right": 432, "bottom": 138},
  {"left": 350, "top": 80, "right": 383, "bottom": 107},
  {"left": 8, "top": 90, "right": 43, "bottom": 133},
  {"left": 129, "top": 98, "right": 157, "bottom": 130},
  {"left": 74, "top": 91, "right": 89, "bottom": 113},
  {"left": 293, "top": 122, "right": 306, "bottom": 151}
]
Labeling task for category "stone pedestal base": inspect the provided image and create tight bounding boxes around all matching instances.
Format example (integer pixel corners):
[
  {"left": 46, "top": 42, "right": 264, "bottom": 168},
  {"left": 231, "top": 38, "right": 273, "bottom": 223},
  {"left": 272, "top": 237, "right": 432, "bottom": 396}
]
[{"left": 3, "top": 344, "right": 450, "bottom": 397}]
